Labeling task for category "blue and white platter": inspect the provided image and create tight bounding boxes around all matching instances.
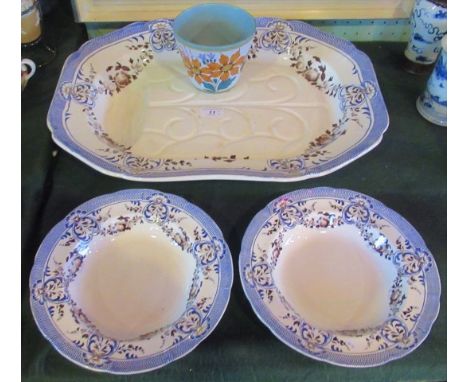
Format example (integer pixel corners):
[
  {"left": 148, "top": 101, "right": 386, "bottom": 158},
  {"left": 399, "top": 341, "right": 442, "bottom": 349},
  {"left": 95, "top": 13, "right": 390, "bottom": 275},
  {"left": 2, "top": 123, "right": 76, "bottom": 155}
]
[
  {"left": 48, "top": 18, "right": 389, "bottom": 182},
  {"left": 29, "top": 189, "right": 233, "bottom": 374},
  {"left": 239, "top": 187, "right": 440, "bottom": 367}
]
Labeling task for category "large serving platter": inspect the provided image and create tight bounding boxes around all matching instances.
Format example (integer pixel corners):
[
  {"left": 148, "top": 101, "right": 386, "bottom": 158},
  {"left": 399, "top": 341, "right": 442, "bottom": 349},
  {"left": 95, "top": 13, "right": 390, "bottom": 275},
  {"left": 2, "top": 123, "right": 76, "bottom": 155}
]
[
  {"left": 239, "top": 187, "right": 440, "bottom": 367},
  {"left": 29, "top": 189, "right": 233, "bottom": 374},
  {"left": 48, "top": 18, "right": 388, "bottom": 181}
]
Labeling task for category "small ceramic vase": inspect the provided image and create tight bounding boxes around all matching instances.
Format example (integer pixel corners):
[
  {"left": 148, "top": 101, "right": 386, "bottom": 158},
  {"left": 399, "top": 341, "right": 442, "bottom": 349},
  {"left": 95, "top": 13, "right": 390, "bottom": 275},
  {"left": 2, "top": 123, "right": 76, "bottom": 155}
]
[
  {"left": 416, "top": 36, "right": 447, "bottom": 126},
  {"left": 404, "top": 0, "right": 447, "bottom": 73},
  {"left": 173, "top": 3, "right": 256, "bottom": 93}
]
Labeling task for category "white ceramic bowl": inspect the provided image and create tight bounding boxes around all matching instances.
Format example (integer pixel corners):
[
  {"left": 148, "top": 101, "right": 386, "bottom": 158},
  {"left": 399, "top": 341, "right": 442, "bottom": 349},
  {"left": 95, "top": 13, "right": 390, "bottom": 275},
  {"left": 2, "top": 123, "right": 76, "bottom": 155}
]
[
  {"left": 30, "top": 189, "right": 233, "bottom": 374},
  {"left": 239, "top": 187, "right": 440, "bottom": 367}
]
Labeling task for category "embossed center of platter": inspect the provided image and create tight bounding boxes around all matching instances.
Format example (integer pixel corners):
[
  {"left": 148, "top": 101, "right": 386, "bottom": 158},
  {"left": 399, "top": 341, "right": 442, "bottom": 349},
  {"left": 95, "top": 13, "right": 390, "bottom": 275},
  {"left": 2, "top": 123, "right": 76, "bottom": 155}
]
[
  {"left": 102, "top": 54, "right": 336, "bottom": 160},
  {"left": 273, "top": 225, "right": 397, "bottom": 331},
  {"left": 68, "top": 224, "right": 196, "bottom": 340}
]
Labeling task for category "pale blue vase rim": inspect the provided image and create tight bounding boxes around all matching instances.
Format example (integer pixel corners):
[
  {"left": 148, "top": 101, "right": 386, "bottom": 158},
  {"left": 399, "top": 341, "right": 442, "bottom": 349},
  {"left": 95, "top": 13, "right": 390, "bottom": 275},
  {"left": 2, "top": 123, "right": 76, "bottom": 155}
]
[{"left": 173, "top": 3, "right": 256, "bottom": 52}]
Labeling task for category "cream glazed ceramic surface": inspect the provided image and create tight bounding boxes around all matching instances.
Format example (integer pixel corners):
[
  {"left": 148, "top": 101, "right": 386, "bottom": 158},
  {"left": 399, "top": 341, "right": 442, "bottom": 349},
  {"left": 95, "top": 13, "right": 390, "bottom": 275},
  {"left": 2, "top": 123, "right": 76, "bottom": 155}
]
[
  {"left": 239, "top": 188, "right": 440, "bottom": 367},
  {"left": 29, "top": 189, "right": 233, "bottom": 374},
  {"left": 48, "top": 18, "right": 389, "bottom": 181}
]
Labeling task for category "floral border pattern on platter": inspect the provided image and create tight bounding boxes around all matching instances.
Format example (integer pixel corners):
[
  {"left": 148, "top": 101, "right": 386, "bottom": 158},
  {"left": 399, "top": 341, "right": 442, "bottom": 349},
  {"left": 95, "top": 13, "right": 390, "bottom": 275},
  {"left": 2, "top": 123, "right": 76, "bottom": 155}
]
[
  {"left": 29, "top": 189, "right": 233, "bottom": 374},
  {"left": 47, "top": 18, "right": 389, "bottom": 181},
  {"left": 239, "top": 187, "right": 440, "bottom": 367}
]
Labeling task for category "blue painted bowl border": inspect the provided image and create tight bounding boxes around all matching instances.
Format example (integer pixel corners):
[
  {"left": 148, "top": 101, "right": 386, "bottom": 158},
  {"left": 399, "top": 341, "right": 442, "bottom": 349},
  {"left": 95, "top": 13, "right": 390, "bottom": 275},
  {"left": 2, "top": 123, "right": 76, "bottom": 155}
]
[
  {"left": 239, "top": 187, "right": 441, "bottom": 368},
  {"left": 29, "top": 189, "right": 234, "bottom": 374},
  {"left": 47, "top": 18, "right": 389, "bottom": 182}
]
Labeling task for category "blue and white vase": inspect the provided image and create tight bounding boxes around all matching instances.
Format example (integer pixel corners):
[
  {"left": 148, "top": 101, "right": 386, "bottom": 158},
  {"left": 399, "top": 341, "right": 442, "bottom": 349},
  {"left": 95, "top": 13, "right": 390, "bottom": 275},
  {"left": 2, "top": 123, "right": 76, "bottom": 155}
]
[
  {"left": 405, "top": 0, "right": 447, "bottom": 65},
  {"left": 416, "top": 36, "right": 447, "bottom": 126}
]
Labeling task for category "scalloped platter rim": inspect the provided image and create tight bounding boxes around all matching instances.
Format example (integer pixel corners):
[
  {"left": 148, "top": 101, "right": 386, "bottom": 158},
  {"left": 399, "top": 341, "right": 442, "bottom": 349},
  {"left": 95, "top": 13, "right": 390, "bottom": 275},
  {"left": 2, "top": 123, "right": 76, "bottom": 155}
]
[{"left": 47, "top": 18, "right": 389, "bottom": 182}]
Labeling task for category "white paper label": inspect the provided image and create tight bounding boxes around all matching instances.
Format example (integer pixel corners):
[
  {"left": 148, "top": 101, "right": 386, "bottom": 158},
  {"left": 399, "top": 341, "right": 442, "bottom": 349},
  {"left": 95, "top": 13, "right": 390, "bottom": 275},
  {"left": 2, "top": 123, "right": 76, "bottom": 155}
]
[{"left": 200, "top": 108, "right": 224, "bottom": 118}]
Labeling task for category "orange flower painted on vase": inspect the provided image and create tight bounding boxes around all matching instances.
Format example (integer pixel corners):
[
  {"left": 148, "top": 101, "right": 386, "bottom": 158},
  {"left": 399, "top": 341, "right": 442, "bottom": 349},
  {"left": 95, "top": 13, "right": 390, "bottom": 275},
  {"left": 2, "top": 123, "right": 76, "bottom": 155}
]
[
  {"left": 207, "top": 50, "right": 245, "bottom": 81},
  {"left": 182, "top": 53, "right": 212, "bottom": 84}
]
